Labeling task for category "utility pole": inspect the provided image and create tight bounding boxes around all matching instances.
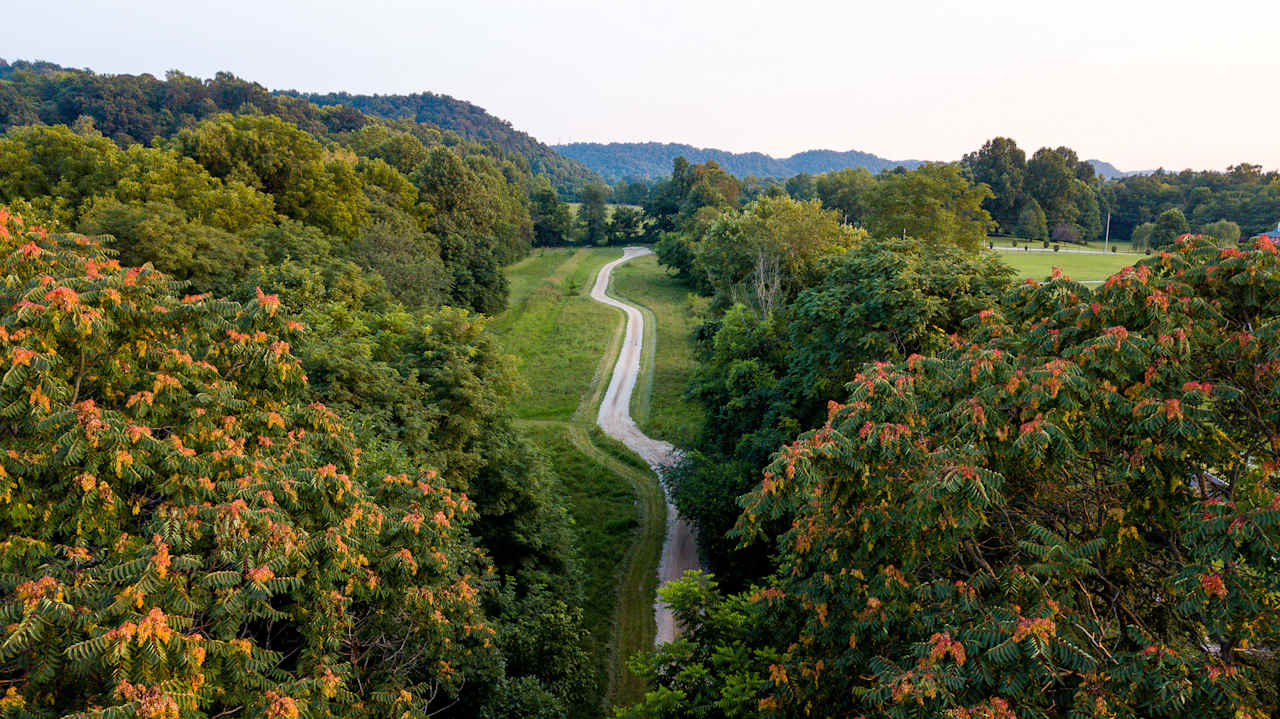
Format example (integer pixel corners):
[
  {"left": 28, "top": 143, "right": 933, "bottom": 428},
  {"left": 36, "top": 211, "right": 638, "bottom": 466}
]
[{"left": 1103, "top": 212, "right": 1111, "bottom": 252}]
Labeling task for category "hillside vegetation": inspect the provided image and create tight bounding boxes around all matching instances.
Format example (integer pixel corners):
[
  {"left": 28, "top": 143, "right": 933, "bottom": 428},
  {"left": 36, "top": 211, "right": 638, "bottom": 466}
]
[
  {"left": 0, "top": 60, "right": 609, "bottom": 719},
  {"left": 2, "top": 51, "right": 1280, "bottom": 719},
  {"left": 555, "top": 141, "right": 923, "bottom": 182},
  {"left": 293, "top": 91, "right": 601, "bottom": 196}
]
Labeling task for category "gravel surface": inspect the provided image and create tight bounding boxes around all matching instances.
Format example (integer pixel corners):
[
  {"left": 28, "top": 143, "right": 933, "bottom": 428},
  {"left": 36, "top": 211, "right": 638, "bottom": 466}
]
[{"left": 591, "top": 247, "right": 701, "bottom": 646}]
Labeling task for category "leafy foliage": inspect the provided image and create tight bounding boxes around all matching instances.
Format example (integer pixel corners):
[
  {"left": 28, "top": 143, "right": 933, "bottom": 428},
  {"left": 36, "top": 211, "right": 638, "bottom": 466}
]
[
  {"left": 0, "top": 212, "right": 499, "bottom": 716},
  {"left": 675, "top": 238, "right": 1012, "bottom": 582},
  {"left": 294, "top": 90, "right": 600, "bottom": 197},
  {"left": 652, "top": 235, "right": 1280, "bottom": 717}
]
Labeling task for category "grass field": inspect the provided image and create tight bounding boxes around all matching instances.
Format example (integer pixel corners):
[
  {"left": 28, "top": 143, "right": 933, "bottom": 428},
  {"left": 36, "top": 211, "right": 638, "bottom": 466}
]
[
  {"left": 494, "top": 247, "right": 668, "bottom": 712},
  {"left": 993, "top": 248, "right": 1139, "bottom": 283},
  {"left": 609, "top": 253, "right": 705, "bottom": 445},
  {"left": 491, "top": 248, "right": 624, "bottom": 419}
]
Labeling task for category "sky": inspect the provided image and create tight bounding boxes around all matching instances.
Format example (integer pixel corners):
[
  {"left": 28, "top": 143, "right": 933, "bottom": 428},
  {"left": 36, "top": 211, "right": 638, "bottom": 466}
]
[{"left": 4, "top": 0, "right": 1279, "bottom": 171}]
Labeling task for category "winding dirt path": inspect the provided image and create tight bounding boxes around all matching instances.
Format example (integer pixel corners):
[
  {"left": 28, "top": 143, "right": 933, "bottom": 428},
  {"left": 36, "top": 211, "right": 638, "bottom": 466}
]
[{"left": 591, "top": 247, "right": 701, "bottom": 645}]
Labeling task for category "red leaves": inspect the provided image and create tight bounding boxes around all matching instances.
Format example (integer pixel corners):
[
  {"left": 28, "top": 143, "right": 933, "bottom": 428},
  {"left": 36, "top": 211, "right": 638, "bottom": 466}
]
[
  {"left": 927, "top": 632, "right": 967, "bottom": 666},
  {"left": 1199, "top": 572, "right": 1227, "bottom": 599},
  {"left": 264, "top": 691, "right": 299, "bottom": 719},
  {"left": 255, "top": 286, "right": 282, "bottom": 316},
  {"left": 1102, "top": 325, "right": 1129, "bottom": 349},
  {"left": 1182, "top": 381, "right": 1213, "bottom": 395},
  {"left": 1012, "top": 615, "right": 1056, "bottom": 643},
  {"left": 246, "top": 566, "right": 275, "bottom": 584}
]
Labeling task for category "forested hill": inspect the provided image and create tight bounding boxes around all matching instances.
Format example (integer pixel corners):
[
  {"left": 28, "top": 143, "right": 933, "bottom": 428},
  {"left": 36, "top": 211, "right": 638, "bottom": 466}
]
[
  {"left": 0, "top": 58, "right": 599, "bottom": 196},
  {"left": 288, "top": 90, "right": 601, "bottom": 194},
  {"left": 554, "top": 141, "right": 925, "bottom": 181},
  {"left": 1088, "top": 158, "right": 1146, "bottom": 179}
]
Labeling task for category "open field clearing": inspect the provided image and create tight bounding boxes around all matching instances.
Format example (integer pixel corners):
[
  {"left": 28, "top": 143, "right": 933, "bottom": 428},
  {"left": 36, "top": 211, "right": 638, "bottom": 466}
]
[{"left": 994, "top": 247, "right": 1139, "bottom": 283}]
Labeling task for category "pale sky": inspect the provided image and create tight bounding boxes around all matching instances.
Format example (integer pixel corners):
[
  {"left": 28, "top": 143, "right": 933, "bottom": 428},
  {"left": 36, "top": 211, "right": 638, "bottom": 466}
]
[{"left": 4, "top": 0, "right": 1278, "bottom": 171}]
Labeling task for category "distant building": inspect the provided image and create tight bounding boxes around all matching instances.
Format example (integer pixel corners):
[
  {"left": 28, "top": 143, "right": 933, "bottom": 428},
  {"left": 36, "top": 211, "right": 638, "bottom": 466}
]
[{"left": 1261, "top": 222, "right": 1280, "bottom": 240}]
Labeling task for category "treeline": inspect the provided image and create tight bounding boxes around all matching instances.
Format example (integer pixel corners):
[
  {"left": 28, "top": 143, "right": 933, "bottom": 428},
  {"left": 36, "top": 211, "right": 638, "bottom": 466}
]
[
  {"left": 554, "top": 141, "right": 923, "bottom": 183},
  {"left": 618, "top": 137, "right": 1280, "bottom": 251},
  {"left": 529, "top": 180, "right": 644, "bottom": 247},
  {"left": 0, "top": 58, "right": 598, "bottom": 197},
  {"left": 0, "top": 65, "right": 607, "bottom": 718},
  {"left": 959, "top": 137, "right": 1279, "bottom": 245},
  {"left": 292, "top": 90, "right": 601, "bottom": 197},
  {"left": 623, "top": 152, "right": 1280, "bottom": 716}
]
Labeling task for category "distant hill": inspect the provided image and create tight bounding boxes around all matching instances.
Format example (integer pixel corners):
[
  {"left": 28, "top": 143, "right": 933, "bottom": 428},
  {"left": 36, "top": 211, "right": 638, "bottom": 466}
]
[
  {"left": 555, "top": 141, "right": 925, "bottom": 182},
  {"left": 0, "top": 58, "right": 600, "bottom": 197},
  {"left": 1088, "top": 159, "right": 1146, "bottom": 180},
  {"left": 287, "top": 91, "right": 601, "bottom": 195}
]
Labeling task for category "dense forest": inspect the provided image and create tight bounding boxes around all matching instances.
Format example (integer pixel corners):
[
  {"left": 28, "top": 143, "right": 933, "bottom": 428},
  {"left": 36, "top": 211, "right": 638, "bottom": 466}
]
[
  {"left": 554, "top": 141, "right": 925, "bottom": 183},
  {"left": 0, "top": 61, "right": 605, "bottom": 718},
  {"left": 0, "top": 58, "right": 596, "bottom": 197},
  {"left": 291, "top": 91, "right": 600, "bottom": 197},
  {"left": 2, "top": 52, "right": 1279, "bottom": 718},
  {"left": 627, "top": 150, "right": 1280, "bottom": 717}
]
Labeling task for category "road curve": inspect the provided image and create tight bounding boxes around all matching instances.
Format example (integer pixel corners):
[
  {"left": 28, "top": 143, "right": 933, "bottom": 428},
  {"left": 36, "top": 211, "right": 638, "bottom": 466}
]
[{"left": 591, "top": 247, "right": 701, "bottom": 646}]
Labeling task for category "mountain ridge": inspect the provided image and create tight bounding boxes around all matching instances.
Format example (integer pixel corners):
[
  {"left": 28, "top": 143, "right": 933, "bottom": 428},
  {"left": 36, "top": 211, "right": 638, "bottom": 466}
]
[
  {"left": 555, "top": 141, "right": 925, "bottom": 182},
  {"left": 282, "top": 90, "right": 602, "bottom": 194}
]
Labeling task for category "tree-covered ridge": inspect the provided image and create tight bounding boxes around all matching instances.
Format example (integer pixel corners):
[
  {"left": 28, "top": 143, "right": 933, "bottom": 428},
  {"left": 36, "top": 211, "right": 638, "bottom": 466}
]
[
  {"left": 554, "top": 142, "right": 924, "bottom": 183},
  {"left": 289, "top": 91, "right": 601, "bottom": 196},
  {"left": 0, "top": 58, "right": 595, "bottom": 198}
]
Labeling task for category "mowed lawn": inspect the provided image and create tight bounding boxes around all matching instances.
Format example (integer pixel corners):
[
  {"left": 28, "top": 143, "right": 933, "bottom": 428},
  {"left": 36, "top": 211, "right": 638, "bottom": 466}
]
[
  {"left": 993, "top": 249, "right": 1140, "bottom": 283},
  {"left": 609, "top": 253, "right": 705, "bottom": 446},
  {"left": 490, "top": 247, "right": 624, "bottom": 420}
]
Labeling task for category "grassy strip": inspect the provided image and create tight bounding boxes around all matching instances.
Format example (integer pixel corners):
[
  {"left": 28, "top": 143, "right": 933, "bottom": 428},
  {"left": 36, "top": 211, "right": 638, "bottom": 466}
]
[
  {"left": 994, "top": 248, "right": 1138, "bottom": 283},
  {"left": 560, "top": 424, "right": 665, "bottom": 709},
  {"left": 608, "top": 253, "right": 706, "bottom": 445},
  {"left": 497, "top": 247, "right": 668, "bottom": 714},
  {"left": 519, "top": 422, "right": 649, "bottom": 712},
  {"left": 492, "top": 248, "right": 624, "bottom": 420}
]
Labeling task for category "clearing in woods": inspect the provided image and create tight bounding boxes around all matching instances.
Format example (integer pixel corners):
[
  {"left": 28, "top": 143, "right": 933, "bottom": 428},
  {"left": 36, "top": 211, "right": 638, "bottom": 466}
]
[
  {"left": 993, "top": 248, "right": 1139, "bottom": 283},
  {"left": 491, "top": 246, "right": 668, "bottom": 711}
]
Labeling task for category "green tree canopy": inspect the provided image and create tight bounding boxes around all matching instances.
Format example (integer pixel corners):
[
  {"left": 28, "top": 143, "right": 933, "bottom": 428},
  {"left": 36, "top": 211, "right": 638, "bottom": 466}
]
[
  {"left": 0, "top": 212, "right": 499, "bottom": 717},
  {"left": 864, "top": 163, "right": 995, "bottom": 250}
]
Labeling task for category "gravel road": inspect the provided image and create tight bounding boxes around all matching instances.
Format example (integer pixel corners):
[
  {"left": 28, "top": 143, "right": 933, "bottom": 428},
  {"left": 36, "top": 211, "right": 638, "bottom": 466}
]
[{"left": 591, "top": 247, "right": 701, "bottom": 645}]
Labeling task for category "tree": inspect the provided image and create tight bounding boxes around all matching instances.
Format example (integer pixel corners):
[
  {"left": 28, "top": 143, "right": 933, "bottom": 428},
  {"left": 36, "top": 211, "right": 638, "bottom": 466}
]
[
  {"left": 1151, "top": 207, "right": 1191, "bottom": 248},
  {"left": 578, "top": 182, "right": 610, "bottom": 246},
  {"left": 784, "top": 172, "right": 816, "bottom": 200},
  {"left": 78, "top": 198, "right": 262, "bottom": 294},
  {"left": 1014, "top": 198, "right": 1049, "bottom": 240},
  {"left": 0, "top": 212, "right": 500, "bottom": 716},
  {"left": 676, "top": 238, "right": 1012, "bottom": 582},
  {"left": 530, "top": 178, "right": 573, "bottom": 246},
  {"left": 169, "top": 113, "right": 367, "bottom": 237},
  {"left": 814, "top": 167, "right": 874, "bottom": 226},
  {"left": 696, "top": 196, "right": 863, "bottom": 314},
  {"left": 864, "top": 164, "right": 994, "bottom": 250},
  {"left": 961, "top": 137, "right": 1027, "bottom": 232},
  {"left": 608, "top": 205, "right": 643, "bottom": 246},
  {"left": 1200, "top": 219, "right": 1242, "bottom": 245},
  {"left": 638, "top": 235, "right": 1280, "bottom": 718},
  {"left": 725, "top": 236, "right": 1280, "bottom": 717}
]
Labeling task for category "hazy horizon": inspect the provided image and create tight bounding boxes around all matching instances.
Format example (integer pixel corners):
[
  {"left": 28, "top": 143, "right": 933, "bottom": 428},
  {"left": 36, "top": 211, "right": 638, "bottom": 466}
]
[{"left": 4, "top": 0, "right": 1279, "bottom": 173}]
